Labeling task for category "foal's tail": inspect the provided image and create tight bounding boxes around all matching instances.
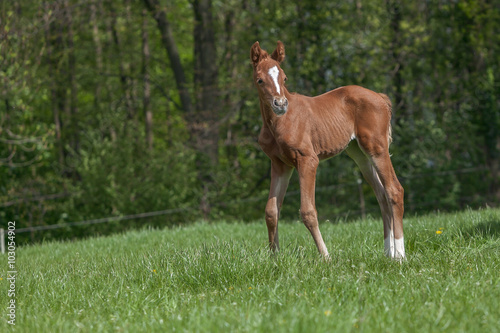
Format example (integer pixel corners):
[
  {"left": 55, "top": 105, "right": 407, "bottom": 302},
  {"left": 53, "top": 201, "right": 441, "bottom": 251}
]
[{"left": 378, "top": 93, "right": 393, "bottom": 145}]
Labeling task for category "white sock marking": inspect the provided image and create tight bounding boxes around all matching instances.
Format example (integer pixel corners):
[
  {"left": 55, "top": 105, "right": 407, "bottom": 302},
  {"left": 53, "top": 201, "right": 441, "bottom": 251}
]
[
  {"left": 384, "top": 230, "right": 405, "bottom": 259},
  {"left": 395, "top": 237, "right": 405, "bottom": 259},
  {"left": 268, "top": 66, "right": 280, "bottom": 94}
]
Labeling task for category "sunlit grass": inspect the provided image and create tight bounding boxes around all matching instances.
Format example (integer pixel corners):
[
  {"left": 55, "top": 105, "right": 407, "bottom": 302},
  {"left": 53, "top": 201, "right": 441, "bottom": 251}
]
[{"left": 1, "top": 208, "right": 499, "bottom": 332}]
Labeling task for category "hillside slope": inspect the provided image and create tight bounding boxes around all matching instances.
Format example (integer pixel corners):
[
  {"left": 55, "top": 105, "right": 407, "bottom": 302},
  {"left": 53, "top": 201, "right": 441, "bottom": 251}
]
[{"left": 1, "top": 208, "right": 499, "bottom": 332}]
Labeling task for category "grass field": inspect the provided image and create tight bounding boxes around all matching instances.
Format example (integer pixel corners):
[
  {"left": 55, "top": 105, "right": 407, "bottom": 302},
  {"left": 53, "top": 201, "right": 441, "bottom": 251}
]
[{"left": 1, "top": 208, "right": 499, "bottom": 332}]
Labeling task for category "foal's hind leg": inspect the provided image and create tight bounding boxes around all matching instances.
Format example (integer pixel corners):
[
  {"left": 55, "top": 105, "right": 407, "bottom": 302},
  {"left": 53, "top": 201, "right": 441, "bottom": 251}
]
[
  {"left": 370, "top": 152, "right": 405, "bottom": 259},
  {"left": 347, "top": 140, "right": 405, "bottom": 259},
  {"left": 346, "top": 141, "right": 391, "bottom": 237}
]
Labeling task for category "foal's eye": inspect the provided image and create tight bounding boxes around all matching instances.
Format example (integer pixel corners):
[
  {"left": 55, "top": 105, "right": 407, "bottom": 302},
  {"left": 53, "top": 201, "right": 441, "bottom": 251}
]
[
  {"left": 284, "top": 76, "right": 288, "bottom": 82},
  {"left": 257, "top": 78, "right": 263, "bottom": 84}
]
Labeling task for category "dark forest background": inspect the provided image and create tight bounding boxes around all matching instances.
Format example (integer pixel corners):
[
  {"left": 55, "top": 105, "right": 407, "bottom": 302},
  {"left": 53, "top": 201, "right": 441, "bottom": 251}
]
[{"left": 1, "top": 0, "right": 499, "bottom": 243}]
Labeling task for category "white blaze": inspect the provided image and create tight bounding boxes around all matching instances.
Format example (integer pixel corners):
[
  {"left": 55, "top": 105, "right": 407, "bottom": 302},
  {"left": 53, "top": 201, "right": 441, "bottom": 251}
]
[{"left": 268, "top": 66, "right": 280, "bottom": 94}]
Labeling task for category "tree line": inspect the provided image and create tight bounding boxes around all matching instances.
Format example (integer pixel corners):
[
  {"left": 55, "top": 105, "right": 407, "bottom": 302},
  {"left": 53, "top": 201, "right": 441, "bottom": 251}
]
[{"left": 1, "top": 0, "right": 499, "bottom": 243}]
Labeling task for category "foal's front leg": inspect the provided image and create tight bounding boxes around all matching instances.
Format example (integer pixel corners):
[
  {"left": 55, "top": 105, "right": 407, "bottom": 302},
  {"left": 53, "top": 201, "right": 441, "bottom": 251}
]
[
  {"left": 265, "top": 161, "right": 293, "bottom": 252},
  {"left": 297, "top": 156, "right": 330, "bottom": 259}
]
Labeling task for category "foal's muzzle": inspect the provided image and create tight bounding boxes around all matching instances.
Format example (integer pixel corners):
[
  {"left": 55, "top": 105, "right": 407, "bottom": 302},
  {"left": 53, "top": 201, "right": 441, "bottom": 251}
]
[{"left": 272, "top": 96, "right": 289, "bottom": 115}]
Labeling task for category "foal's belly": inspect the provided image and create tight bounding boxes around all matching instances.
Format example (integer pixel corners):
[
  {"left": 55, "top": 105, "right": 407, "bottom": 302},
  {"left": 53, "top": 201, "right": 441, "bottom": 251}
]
[
  {"left": 316, "top": 136, "right": 354, "bottom": 161},
  {"left": 275, "top": 135, "right": 354, "bottom": 166}
]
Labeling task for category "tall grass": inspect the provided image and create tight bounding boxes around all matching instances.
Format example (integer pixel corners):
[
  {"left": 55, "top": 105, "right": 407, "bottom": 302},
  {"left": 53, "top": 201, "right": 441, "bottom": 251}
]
[{"left": 1, "top": 208, "right": 499, "bottom": 332}]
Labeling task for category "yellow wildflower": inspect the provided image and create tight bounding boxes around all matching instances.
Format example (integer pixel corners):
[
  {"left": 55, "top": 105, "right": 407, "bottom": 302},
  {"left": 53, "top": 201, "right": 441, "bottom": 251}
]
[
  {"left": 436, "top": 230, "right": 442, "bottom": 234},
  {"left": 324, "top": 310, "right": 332, "bottom": 316}
]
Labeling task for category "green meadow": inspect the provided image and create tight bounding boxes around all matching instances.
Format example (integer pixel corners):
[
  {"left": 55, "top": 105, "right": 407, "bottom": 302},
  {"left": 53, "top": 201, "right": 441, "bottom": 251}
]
[{"left": 1, "top": 208, "right": 499, "bottom": 332}]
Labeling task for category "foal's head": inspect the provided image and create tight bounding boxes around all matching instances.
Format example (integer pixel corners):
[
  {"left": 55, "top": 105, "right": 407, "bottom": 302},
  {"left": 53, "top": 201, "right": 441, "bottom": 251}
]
[{"left": 250, "top": 41, "right": 289, "bottom": 115}]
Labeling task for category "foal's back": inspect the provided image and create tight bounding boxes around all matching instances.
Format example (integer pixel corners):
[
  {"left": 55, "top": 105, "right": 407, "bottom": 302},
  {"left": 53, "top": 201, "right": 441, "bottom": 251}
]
[{"left": 287, "top": 85, "right": 392, "bottom": 159}]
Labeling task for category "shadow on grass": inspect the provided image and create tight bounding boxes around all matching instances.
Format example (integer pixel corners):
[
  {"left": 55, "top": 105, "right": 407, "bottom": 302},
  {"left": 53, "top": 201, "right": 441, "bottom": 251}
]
[{"left": 465, "top": 220, "right": 500, "bottom": 239}]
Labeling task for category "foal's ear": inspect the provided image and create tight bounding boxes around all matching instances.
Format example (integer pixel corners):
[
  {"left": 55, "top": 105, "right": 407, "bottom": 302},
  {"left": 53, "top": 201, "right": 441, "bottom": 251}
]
[
  {"left": 251, "top": 41, "right": 267, "bottom": 67},
  {"left": 271, "top": 40, "right": 285, "bottom": 64}
]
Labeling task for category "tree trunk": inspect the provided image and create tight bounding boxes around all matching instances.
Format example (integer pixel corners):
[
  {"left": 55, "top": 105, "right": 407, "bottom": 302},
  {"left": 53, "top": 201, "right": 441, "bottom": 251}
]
[
  {"left": 110, "top": 7, "right": 134, "bottom": 122},
  {"left": 477, "top": 71, "right": 500, "bottom": 201},
  {"left": 221, "top": 7, "right": 239, "bottom": 167},
  {"left": 143, "top": 0, "right": 193, "bottom": 115},
  {"left": 193, "top": 0, "right": 220, "bottom": 165},
  {"left": 192, "top": 0, "right": 221, "bottom": 218},
  {"left": 90, "top": 1, "right": 103, "bottom": 106},
  {"left": 124, "top": 0, "right": 138, "bottom": 126},
  {"left": 387, "top": 0, "right": 405, "bottom": 123},
  {"left": 44, "top": 3, "right": 65, "bottom": 168},
  {"left": 65, "top": 0, "right": 80, "bottom": 157},
  {"left": 142, "top": 9, "right": 153, "bottom": 151}
]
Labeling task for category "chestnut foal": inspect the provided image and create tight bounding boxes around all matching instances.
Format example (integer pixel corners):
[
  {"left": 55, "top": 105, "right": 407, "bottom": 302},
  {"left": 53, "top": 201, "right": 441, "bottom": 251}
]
[{"left": 251, "top": 41, "right": 405, "bottom": 260}]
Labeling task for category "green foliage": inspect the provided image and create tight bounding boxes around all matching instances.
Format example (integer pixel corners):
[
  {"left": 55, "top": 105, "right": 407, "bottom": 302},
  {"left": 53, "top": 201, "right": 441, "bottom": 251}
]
[
  {"left": 71, "top": 131, "right": 200, "bottom": 222},
  {"left": 1, "top": 0, "right": 499, "bottom": 241}
]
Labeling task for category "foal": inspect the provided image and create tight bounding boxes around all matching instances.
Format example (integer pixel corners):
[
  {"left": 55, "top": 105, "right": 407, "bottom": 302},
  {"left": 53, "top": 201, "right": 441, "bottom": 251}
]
[{"left": 251, "top": 41, "right": 405, "bottom": 260}]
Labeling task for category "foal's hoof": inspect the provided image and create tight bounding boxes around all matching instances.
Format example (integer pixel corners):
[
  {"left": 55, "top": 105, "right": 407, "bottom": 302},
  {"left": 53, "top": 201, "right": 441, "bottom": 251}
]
[
  {"left": 386, "top": 252, "right": 406, "bottom": 262},
  {"left": 321, "top": 253, "right": 331, "bottom": 262}
]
